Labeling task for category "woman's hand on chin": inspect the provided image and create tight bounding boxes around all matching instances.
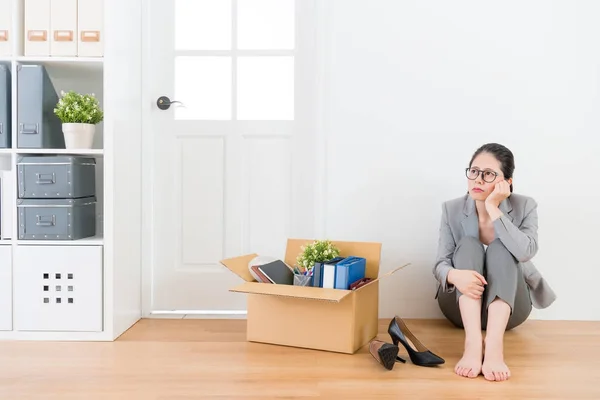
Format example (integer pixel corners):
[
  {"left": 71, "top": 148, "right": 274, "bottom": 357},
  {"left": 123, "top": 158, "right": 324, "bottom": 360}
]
[
  {"left": 485, "top": 180, "right": 510, "bottom": 220},
  {"left": 485, "top": 180, "right": 510, "bottom": 208}
]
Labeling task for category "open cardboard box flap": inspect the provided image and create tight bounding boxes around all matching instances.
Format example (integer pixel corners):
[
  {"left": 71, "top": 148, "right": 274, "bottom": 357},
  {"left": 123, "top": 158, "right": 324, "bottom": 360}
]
[
  {"left": 220, "top": 238, "right": 409, "bottom": 302},
  {"left": 220, "top": 253, "right": 259, "bottom": 283}
]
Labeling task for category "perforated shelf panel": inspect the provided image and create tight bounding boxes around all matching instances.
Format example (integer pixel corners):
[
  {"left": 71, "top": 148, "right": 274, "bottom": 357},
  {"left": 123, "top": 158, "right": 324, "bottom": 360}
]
[
  {"left": 14, "top": 246, "right": 103, "bottom": 332},
  {"left": 42, "top": 272, "right": 76, "bottom": 305}
]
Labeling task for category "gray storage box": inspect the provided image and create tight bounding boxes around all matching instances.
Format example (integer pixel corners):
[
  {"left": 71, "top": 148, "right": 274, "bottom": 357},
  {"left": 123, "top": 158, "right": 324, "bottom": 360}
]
[
  {"left": 17, "top": 64, "right": 65, "bottom": 149},
  {"left": 0, "top": 64, "right": 10, "bottom": 148},
  {"left": 17, "top": 197, "right": 96, "bottom": 240},
  {"left": 17, "top": 155, "right": 96, "bottom": 198}
]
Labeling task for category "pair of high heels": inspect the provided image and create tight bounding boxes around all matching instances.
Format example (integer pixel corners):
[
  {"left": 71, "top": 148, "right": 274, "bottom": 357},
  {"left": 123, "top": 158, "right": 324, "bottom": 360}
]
[{"left": 369, "top": 316, "right": 445, "bottom": 370}]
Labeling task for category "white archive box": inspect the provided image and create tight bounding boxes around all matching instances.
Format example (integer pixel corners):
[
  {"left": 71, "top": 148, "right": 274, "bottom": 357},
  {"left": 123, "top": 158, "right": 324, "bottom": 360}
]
[
  {"left": 51, "top": 0, "right": 78, "bottom": 56},
  {"left": 78, "top": 0, "right": 103, "bottom": 57},
  {"left": 24, "top": 0, "right": 51, "bottom": 56},
  {"left": 0, "top": 0, "right": 12, "bottom": 56}
]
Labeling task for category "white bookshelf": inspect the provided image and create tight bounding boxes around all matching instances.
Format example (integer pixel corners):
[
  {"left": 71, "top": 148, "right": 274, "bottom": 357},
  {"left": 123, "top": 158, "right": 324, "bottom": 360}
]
[
  {"left": 16, "top": 56, "right": 104, "bottom": 64},
  {"left": 0, "top": 0, "right": 143, "bottom": 341},
  {"left": 10, "top": 148, "right": 104, "bottom": 155},
  {"left": 16, "top": 235, "right": 104, "bottom": 245}
]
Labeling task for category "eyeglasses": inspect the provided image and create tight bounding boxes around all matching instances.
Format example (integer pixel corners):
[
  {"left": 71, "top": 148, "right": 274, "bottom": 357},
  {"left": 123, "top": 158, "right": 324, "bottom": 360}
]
[{"left": 465, "top": 167, "right": 499, "bottom": 183}]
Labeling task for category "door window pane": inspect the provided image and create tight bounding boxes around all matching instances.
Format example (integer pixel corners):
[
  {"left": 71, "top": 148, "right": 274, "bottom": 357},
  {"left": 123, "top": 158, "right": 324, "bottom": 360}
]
[
  {"left": 175, "top": 0, "right": 231, "bottom": 50},
  {"left": 237, "top": 0, "right": 294, "bottom": 50},
  {"left": 237, "top": 57, "right": 294, "bottom": 120},
  {"left": 175, "top": 57, "right": 232, "bottom": 120}
]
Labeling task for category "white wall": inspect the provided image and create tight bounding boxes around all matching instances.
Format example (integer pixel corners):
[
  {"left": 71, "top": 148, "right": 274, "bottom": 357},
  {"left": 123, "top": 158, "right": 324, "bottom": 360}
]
[{"left": 317, "top": 0, "right": 600, "bottom": 321}]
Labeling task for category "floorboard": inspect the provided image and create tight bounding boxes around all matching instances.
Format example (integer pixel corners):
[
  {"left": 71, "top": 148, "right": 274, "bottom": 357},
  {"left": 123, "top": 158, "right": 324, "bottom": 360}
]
[{"left": 0, "top": 319, "right": 598, "bottom": 399}]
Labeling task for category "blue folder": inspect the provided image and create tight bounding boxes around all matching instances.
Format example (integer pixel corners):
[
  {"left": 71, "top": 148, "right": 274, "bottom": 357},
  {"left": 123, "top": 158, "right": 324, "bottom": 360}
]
[{"left": 334, "top": 256, "right": 366, "bottom": 290}]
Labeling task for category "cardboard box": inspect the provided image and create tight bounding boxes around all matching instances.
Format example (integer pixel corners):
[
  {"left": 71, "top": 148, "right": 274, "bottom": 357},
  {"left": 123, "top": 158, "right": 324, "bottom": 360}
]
[{"left": 220, "top": 238, "right": 405, "bottom": 354}]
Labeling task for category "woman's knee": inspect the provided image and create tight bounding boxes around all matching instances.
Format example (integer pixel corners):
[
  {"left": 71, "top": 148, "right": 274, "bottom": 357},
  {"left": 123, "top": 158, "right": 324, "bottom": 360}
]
[
  {"left": 485, "top": 239, "right": 518, "bottom": 272},
  {"left": 453, "top": 236, "right": 485, "bottom": 272},
  {"left": 486, "top": 239, "right": 513, "bottom": 260}
]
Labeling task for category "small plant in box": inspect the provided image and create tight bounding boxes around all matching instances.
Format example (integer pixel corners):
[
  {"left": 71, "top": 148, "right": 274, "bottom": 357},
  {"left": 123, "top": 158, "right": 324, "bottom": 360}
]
[
  {"left": 54, "top": 90, "right": 104, "bottom": 149},
  {"left": 296, "top": 239, "right": 340, "bottom": 272}
]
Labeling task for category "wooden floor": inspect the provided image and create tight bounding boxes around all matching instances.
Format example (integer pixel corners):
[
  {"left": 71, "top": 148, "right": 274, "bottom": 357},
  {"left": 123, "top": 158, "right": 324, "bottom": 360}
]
[{"left": 0, "top": 318, "right": 599, "bottom": 399}]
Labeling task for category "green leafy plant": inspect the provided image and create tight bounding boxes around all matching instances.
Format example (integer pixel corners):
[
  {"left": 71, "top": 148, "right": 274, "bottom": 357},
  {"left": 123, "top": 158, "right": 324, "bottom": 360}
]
[
  {"left": 54, "top": 90, "right": 104, "bottom": 124},
  {"left": 296, "top": 240, "right": 340, "bottom": 271}
]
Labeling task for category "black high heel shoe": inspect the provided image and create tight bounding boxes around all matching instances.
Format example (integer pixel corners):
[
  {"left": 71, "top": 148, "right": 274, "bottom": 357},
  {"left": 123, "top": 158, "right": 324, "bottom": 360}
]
[
  {"left": 369, "top": 340, "right": 400, "bottom": 370},
  {"left": 388, "top": 316, "right": 445, "bottom": 367}
]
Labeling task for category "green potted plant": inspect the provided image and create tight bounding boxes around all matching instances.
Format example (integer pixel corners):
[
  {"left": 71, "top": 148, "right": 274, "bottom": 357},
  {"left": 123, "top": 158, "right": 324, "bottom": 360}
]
[
  {"left": 296, "top": 239, "right": 341, "bottom": 272},
  {"left": 54, "top": 90, "right": 104, "bottom": 149}
]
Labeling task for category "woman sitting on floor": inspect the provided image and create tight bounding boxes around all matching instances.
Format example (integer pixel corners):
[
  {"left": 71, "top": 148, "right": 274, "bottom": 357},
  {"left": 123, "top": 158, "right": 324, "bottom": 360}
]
[{"left": 433, "top": 143, "right": 556, "bottom": 381}]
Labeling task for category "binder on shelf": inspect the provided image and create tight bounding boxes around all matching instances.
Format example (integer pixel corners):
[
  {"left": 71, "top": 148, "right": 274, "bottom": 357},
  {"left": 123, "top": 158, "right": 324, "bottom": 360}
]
[
  {"left": 17, "top": 65, "right": 65, "bottom": 149},
  {"left": 78, "top": 0, "right": 104, "bottom": 57},
  {"left": 24, "top": 0, "right": 51, "bottom": 56},
  {"left": 0, "top": 65, "right": 10, "bottom": 149},
  {"left": 0, "top": 0, "right": 11, "bottom": 56},
  {"left": 51, "top": 0, "right": 78, "bottom": 57}
]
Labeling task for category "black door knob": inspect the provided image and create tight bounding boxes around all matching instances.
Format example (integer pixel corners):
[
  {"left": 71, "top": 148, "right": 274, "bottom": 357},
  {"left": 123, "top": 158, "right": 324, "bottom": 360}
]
[{"left": 157, "top": 96, "right": 183, "bottom": 110}]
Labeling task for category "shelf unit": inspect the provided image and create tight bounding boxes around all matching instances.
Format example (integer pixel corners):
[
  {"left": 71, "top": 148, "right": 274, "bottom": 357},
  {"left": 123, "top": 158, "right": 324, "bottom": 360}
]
[
  {"left": 0, "top": 148, "right": 104, "bottom": 155},
  {"left": 0, "top": 0, "right": 143, "bottom": 341}
]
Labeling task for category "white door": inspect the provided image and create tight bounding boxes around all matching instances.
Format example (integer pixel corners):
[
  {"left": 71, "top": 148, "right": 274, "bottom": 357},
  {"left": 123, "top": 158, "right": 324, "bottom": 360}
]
[{"left": 143, "top": 0, "right": 318, "bottom": 314}]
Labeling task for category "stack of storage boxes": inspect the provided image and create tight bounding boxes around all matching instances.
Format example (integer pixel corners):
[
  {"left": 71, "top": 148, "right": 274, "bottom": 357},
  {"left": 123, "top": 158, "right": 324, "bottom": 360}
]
[
  {"left": 24, "top": 0, "right": 104, "bottom": 57},
  {"left": 17, "top": 155, "right": 96, "bottom": 240}
]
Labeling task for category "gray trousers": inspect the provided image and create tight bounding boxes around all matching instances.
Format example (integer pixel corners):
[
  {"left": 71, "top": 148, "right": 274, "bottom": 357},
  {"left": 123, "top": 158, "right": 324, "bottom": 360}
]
[{"left": 437, "top": 236, "right": 532, "bottom": 330}]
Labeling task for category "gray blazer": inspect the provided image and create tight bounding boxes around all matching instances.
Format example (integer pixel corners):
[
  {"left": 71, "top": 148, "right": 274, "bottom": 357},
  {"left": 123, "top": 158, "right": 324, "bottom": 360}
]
[{"left": 433, "top": 193, "right": 556, "bottom": 309}]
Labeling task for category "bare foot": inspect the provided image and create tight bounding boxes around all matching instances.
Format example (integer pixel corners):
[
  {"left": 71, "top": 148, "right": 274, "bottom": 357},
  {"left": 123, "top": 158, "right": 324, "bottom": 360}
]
[
  {"left": 455, "top": 337, "right": 483, "bottom": 378},
  {"left": 482, "top": 337, "right": 510, "bottom": 381}
]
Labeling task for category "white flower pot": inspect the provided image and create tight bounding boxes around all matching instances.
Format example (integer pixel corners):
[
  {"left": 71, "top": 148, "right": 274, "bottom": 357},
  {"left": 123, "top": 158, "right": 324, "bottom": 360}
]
[{"left": 62, "top": 123, "right": 96, "bottom": 149}]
